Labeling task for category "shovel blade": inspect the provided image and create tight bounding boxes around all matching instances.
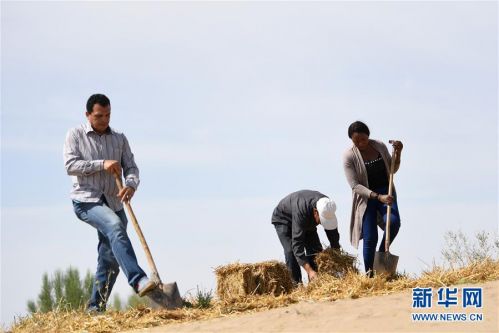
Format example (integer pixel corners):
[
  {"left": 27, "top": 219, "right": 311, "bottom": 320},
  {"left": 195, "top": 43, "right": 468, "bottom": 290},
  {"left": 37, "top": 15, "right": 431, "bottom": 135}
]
[
  {"left": 146, "top": 282, "right": 183, "bottom": 309},
  {"left": 373, "top": 251, "right": 399, "bottom": 276}
]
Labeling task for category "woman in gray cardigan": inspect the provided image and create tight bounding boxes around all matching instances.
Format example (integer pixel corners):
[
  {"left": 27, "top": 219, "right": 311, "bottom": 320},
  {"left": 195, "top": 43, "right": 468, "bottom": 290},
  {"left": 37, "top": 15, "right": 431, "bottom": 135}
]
[{"left": 343, "top": 121, "right": 403, "bottom": 277}]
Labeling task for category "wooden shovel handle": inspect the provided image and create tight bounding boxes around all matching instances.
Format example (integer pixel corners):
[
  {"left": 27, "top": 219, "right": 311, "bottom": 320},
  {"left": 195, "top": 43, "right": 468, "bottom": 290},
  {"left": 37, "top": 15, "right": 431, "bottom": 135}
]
[
  {"left": 114, "top": 172, "right": 161, "bottom": 281},
  {"left": 385, "top": 144, "right": 396, "bottom": 252}
]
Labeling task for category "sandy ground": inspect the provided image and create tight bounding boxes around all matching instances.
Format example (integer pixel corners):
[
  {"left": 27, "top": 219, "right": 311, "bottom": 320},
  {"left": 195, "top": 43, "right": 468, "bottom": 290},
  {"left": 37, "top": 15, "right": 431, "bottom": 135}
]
[{"left": 126, "top": 280, "right": 498, "bottom": 333}]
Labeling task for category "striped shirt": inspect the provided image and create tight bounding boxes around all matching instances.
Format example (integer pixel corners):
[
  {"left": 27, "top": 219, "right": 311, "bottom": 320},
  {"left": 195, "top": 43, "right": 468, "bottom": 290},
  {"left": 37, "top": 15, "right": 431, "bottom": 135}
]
[{"left": 63, "top": 122, "right": 140, "bottom": 212}]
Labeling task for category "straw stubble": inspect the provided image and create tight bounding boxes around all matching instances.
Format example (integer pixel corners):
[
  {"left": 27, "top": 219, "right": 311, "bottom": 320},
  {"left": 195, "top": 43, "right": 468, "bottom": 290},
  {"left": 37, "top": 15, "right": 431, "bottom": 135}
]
[{"left": 11, "top": 259, "right": 499, "bottom": 333}]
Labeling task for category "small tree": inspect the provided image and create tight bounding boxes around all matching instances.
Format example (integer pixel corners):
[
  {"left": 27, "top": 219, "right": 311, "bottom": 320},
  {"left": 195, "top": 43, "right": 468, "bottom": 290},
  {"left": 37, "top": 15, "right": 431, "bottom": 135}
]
[
  {"left": 27, "top": 300, "right": 37, "bottom": 314},
  {"left": 38, "top": 273, "right": 53, "bottom": 313},
  {"left": 111, "top": 293, "right": 122, "bottom": 311},
  {"left": 53, "top": 270, "right": 65, "bottom": 307},
  {"left": 83, "top": 270, "right": 94, "bottom": 302},
  {"left": 64, "top": 267, "right": 84, "bottom": 309},
  {"left": 127, "top": 294, "right": 150, "bottom": 309},
  {"left": 27, "top": 267, "right": 95, "bottom": 313}
]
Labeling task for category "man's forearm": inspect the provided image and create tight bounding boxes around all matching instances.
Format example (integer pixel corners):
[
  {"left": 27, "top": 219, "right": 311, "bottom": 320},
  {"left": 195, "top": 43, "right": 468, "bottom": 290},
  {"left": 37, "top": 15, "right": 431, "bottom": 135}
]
[
  {"left": 325, "top": 228, "right": 340, "bottom": 249},
  {"left": 65, "top": 158, "right": 104, "bottom": 176},
  {"left": 303, "top": 262, "right": 315, "bottom": 274}
]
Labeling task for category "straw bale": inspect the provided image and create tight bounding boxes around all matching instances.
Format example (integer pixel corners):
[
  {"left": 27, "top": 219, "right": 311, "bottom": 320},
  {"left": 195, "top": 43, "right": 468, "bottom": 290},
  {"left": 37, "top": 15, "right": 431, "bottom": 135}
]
[
  {"left": 215, "top": 260, "right": 293, "bottom": 300},
  {"left": 315, "top": 248, "right": 358, "bottom": 277}
]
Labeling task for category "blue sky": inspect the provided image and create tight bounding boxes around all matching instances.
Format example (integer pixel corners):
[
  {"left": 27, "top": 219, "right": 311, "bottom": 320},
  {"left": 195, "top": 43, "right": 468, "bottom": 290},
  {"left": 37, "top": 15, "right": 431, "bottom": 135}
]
[{"left": 1, "top": 1, "right": 497, "bottom": 328}]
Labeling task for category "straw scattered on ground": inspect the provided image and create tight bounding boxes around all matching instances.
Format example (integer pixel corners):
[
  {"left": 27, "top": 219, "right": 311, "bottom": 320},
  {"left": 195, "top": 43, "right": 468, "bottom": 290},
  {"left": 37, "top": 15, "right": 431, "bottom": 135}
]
[{"left": 9, "top": 258, "right": 499, "bottom": 333}]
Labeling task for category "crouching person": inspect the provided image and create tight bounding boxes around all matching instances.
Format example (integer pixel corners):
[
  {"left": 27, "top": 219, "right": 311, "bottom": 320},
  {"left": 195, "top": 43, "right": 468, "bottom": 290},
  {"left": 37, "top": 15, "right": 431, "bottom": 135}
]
[{"left": 271, "top": 190, "right": 340, "bottom": 284}]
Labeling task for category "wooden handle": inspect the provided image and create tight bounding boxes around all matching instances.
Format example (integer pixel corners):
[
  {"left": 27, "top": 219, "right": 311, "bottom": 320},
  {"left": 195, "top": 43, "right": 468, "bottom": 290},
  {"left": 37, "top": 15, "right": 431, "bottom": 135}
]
[
  {"left": 114, "top": 173, "right": 161, "bottom": 281},
  {"left": 385, "top": 145, "right": 396, "bottom": 252}
]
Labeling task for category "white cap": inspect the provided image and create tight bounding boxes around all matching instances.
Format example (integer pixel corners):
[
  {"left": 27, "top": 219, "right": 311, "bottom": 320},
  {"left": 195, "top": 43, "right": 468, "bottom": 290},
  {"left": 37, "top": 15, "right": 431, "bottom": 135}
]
[{"left": 316, "top": 197, "right": 338, "bottom": 230}]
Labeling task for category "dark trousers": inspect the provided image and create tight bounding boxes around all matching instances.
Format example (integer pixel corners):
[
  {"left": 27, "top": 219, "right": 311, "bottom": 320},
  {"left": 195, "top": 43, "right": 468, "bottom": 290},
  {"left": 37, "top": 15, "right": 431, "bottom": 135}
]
[
  {"left": 362, "top": 186, "right": 401, "bottom": 275},
  {"left": 274, "top": 224, "right": 322, "bottom": 284}
]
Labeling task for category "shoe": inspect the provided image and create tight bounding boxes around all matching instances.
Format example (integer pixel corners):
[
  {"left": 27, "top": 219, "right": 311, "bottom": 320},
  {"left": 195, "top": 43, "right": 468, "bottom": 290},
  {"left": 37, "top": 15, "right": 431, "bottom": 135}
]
[
  {"left": 86, "top": 305, "right": 105, "bottom": 315},
  {"left": 136, "top": 276, "right": 158, "bottom": 297}
]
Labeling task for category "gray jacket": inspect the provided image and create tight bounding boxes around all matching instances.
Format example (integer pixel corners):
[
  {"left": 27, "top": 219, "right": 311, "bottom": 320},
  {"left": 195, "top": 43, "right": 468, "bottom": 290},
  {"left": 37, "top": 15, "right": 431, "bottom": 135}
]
[{"left": 272, "top": 190, "right": 338, "bottom": 266}]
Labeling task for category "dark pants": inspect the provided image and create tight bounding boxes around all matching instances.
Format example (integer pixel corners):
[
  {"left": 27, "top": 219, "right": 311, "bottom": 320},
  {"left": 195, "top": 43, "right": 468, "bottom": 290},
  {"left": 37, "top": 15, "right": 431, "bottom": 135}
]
[
  {"left": 362, "top": 186, "right": 401, "bottom": 276},
  {"left": 274, "top": 224, "right": 322, "bottom": 284}
]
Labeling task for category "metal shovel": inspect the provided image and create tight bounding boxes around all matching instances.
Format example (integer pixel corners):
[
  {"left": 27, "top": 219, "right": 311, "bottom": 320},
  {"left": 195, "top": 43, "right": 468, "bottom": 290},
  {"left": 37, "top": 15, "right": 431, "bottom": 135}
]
[
  {"left": 373, "top": 142, "right": 399, "bottom": 276},
  {"left": 114, "top": 173, "right": 183, "bottom": 309}
]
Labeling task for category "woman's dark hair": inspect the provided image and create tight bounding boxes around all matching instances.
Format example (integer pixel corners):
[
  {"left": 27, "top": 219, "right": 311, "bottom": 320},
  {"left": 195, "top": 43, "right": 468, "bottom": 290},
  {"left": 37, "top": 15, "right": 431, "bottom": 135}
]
[
  {"left": 86, "top": 94, "right": 110, "bottom": 113},
  {"left": 348, "top": 121, "right": 370, "bottom": 138}
]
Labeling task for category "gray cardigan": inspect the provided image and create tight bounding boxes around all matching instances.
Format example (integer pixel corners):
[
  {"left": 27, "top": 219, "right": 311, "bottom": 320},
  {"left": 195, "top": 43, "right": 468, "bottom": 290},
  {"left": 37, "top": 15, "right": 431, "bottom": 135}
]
[{"left": 342, "top": 139, "right": 400, "bottom": 249}]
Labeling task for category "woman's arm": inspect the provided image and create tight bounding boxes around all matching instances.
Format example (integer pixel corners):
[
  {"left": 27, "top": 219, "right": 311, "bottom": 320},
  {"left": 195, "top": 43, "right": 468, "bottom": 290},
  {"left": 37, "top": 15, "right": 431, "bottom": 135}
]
[{"left": 343, "top": 150, "right": 372, "bottom": 199}]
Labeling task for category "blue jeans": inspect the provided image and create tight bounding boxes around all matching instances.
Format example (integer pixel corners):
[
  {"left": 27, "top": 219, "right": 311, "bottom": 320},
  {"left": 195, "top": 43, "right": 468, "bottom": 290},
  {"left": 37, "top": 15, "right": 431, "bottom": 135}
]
[
  {"left": 73, "top": 197, "right": 146, "bottom": 310},
  {"left": 362, "top": 186, "right": 401, "bottom": 275}
]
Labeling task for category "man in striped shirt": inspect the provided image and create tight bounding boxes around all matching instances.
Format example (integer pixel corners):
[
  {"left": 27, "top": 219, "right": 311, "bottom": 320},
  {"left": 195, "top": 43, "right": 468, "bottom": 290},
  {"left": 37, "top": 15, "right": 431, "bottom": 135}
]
[{"left": 64, "top": 94, "right": 156, "bottom": 313}]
